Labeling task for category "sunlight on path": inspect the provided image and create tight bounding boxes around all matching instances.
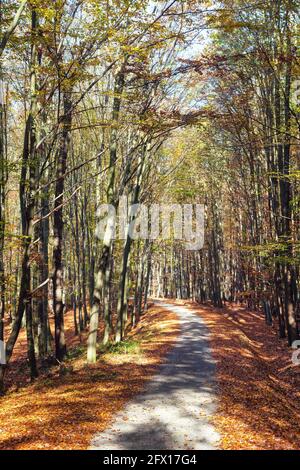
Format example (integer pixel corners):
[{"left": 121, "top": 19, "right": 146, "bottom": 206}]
[{"left": 90, "top": 302, "right": 220, "bottom": 450}]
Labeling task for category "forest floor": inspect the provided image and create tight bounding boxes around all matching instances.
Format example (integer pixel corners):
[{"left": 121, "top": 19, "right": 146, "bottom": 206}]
[
  {"left": 0, "top": 305, "right": 179, "bottom": 450},
  {"left": 175, "top": 300, "right": 300, "bottom": 450},
  {"left": 1, "top": 300, "right": 300, "bottom": 450}
]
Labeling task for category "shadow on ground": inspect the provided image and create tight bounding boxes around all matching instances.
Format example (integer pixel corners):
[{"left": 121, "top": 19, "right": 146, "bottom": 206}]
[{"left": 91, "top": 302, "right": 219, "bottom": 450}]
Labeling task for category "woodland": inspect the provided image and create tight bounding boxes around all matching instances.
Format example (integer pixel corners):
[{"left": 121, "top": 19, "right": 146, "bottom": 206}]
[{"left": 0, "top": 0, "right": 300, "bottom": 451}]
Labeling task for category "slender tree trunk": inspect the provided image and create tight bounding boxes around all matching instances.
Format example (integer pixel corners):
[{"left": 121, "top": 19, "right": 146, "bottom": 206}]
[
  {"left": 116, "top": 142, "right": 147, "bottom": 341},
  {"left": 143, "top": 245, "right": 152, "bottom": 310},
  {"left": 87, "top": 69, "right": 125, "bottom": 362},
  {"left": 53, "top": 92, "right": 72, "bottom": 361},
  {"left": 0, "top": 70, "right": 5, "bottom": 343},
  {"left": 26, "top": 299, "right": 38, "bottom": 379},
  {"left": 0, "top": 0, "right": 6, "bottom": 343},
  {"left": 38, "top": 181, "right": 50, "bottom": 357}
]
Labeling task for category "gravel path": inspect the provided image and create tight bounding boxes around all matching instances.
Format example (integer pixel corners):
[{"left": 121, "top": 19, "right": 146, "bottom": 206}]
[{"left": 90, "top": 302, "right": 220, "bottom": 450}]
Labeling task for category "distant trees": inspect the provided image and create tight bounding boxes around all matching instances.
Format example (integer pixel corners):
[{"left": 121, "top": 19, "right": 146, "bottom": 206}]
[
  {"left": 206, "top": 0, "right": 300, "bottom": 345},
  {"left": 152, "top": 0, "right": 300, "bottom": 345}
]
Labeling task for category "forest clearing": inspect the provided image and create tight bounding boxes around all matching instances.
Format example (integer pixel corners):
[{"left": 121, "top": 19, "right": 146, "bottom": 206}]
[{"left": 0, "top": 0, "right": 300, "bottom": 453}]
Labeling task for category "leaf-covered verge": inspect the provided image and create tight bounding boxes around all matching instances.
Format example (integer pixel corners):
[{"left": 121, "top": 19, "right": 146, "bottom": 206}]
[
  {"left": 181, "top": 301, "right": 300, "bottom": 450},
  {"left": 0, "top": 305, "right": 179, "bottom": 450}
]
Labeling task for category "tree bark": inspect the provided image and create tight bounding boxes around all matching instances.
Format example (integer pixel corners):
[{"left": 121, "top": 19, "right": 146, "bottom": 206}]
[
  {"left": 53, "top": 92, "right": 72, "bottom": 361},
  {"left": 87, "top": 69, "right": 125, "bottom": 362}
]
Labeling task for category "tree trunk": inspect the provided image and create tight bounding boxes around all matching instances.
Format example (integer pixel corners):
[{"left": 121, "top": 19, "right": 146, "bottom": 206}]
[
  {"left": 87, "top": 69, "right": 124, "bottom": 362},
  {"left": 53, "top": 92, "right": 72, "bottom": 362}
]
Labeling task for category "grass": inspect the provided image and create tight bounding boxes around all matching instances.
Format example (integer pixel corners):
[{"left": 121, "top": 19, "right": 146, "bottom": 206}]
[
  {"left": 66, "top": 345, "right": 86, "bottom": 360},
  {"left": 67, "top": 338, "right": 141, "bottom": 360},
  {"left": 104, "top": 339, "right": 141, "bottom": 355}
]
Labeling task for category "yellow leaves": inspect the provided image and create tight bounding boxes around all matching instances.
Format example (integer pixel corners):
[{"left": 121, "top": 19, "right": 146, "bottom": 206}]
[
  {"left": 38, "top": 7, "right": 56, "bottom": 22},
  {"left": 206, "top": 1, "right": 259, "bottom": 33}
]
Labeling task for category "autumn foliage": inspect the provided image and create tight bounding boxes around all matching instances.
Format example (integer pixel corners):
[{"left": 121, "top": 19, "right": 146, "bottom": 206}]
[{"left": 0, "top": 305, "right": 178, "bottom": 450}]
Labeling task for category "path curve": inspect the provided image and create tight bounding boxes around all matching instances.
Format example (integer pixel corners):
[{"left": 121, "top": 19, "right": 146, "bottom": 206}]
[{"left": 90, "top": 302, "right": 220, "bottom": 450}]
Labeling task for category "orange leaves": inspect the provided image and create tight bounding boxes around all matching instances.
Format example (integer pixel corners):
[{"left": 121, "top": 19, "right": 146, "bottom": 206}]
[
  {"left": 0, "top": 305, "right": 179, "bottom": 450},
  {"left": 189, "top": 301, "right": 300, "bottom": 450}
]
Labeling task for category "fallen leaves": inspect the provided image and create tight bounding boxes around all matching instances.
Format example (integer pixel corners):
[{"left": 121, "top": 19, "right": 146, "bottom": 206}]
[
  {"left": 186, "top": 301, "right": 300, "bottom": 450},
  {"left": 0, "top": 305, "right": 179, "bottom": 450},
  {"left": 4, "top": 298, "right": 296, "bottom": 450}
]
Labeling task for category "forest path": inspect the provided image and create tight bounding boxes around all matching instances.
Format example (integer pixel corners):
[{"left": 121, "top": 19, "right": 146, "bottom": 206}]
[{"left": 90, "top": 301, "right": 220, "bottom": 450}]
